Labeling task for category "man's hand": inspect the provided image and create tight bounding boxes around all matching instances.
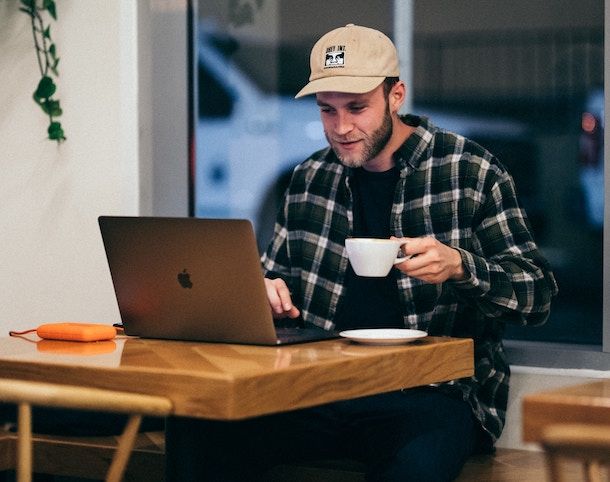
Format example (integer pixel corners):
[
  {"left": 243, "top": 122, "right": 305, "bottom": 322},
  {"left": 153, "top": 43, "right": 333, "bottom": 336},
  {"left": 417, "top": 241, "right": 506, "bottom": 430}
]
[
  {"left": 264, "top": 278, "right": 301, "bottom": 319},
  {"left": 391, "top": 236, "right": 466, "bottom": 284}
]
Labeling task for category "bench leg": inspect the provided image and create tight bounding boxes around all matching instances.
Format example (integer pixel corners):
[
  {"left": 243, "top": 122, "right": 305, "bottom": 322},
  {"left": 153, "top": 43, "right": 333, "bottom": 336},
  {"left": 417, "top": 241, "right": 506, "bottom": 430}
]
[{"left": 17, "top": 403, "right": 32, "bottom": 482}]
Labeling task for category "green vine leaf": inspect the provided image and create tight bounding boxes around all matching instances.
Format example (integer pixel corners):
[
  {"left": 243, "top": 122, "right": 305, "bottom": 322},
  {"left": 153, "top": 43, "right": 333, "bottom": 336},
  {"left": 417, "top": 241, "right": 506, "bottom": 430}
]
[
  {"left": 34, "top": 75, "right": 56, "bottom": 99},
  {"left": 47, "top": 121, "right": 64, "bottom": 141},
  {"left": 20, "top": 0, "right": 66, "bottom": 143},
  {"left": 44, "top": 0, "right": 57, "bottom": 20}
]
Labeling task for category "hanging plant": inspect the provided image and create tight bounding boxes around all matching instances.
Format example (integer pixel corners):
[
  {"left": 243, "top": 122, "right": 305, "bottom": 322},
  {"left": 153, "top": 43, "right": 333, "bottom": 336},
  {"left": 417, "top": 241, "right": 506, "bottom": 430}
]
[{"left": 19, "top": 0, "right": 66, "bottom": 142}]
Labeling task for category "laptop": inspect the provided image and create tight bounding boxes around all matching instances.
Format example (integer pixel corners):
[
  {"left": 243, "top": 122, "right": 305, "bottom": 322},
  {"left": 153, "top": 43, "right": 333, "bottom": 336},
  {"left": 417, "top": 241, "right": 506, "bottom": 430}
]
[{"left": 98, "top": 216, "right": 339, "bottom": 345}]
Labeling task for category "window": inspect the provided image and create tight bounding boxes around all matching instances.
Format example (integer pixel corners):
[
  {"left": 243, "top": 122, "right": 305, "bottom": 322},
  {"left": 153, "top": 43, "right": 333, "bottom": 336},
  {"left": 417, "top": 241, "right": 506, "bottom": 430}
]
[
  {"left": 193, "top": 0, "right": 605, "bottom": 350},
  {"left": 194, "top": 0, "right": 393, "bottom": 251},
  {"left": 409, "top": 1, "right": 604, "bottom": 347}
]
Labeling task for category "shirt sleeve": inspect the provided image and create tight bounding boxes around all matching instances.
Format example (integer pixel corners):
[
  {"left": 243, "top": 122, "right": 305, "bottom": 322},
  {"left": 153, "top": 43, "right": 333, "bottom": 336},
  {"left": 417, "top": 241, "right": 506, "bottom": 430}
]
[
  {"left": 450, "top": 170, "right": 558, "bottom": 326},
  {"left": 261, "top": 190, "right": 293, "bottom": 288}
]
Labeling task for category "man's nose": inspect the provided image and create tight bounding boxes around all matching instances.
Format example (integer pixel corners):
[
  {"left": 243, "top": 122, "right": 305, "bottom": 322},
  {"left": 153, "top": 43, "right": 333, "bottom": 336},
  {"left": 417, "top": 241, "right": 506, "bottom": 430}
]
[{"left": 333, "top": 111, "right": 353, "bottom": 136}]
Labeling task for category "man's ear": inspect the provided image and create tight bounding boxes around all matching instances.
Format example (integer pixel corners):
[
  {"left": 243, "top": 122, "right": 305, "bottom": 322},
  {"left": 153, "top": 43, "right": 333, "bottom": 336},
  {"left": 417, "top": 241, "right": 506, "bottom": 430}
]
[{"left": 389, "top": 81, "right": 406, "bottom": 114}]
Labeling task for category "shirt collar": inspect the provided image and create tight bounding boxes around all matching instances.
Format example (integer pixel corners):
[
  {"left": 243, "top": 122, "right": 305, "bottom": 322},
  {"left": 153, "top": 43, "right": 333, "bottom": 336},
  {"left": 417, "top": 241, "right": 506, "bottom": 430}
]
[{"left": 394, "top": 114, "right": 436, "bottom": 174}]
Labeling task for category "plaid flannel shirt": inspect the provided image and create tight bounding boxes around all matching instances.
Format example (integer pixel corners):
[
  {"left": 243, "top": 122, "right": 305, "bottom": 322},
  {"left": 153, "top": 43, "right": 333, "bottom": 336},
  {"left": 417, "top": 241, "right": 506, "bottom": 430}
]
[{"left": 261, "top": 115, "right": 558, "bottom": 444}]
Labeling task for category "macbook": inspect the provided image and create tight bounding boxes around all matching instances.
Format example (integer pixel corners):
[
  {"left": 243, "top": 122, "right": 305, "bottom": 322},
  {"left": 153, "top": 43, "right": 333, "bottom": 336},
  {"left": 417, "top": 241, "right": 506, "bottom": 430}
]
[{"left": 98, "top": 216, "right": 338, "bottom": 345}]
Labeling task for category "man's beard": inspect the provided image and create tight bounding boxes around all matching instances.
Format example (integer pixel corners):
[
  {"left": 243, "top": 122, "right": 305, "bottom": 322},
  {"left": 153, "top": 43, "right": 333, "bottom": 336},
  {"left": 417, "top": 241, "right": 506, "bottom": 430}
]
[{"left": 327, "top": 105, "right": 393, "bottom": 169}]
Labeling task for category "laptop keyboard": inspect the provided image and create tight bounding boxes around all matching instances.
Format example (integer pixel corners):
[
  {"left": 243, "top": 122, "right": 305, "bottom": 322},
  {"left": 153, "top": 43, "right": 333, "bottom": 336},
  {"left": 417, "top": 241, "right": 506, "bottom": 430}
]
[{"left": 275, "top": 326, "right": 339, "bottom": 344}]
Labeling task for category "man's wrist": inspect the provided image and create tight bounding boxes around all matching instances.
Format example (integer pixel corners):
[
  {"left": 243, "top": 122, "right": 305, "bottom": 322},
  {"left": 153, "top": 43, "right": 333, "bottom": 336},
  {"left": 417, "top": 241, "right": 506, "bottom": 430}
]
[{"left": 449, "top": 248, "right": 467, "bottom": 281}]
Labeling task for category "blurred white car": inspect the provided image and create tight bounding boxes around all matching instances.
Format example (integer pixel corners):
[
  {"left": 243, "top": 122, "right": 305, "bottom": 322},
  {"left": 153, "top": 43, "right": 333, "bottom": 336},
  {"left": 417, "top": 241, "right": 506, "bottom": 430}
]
[{"left": 195, "top": 28, "right": 326, "bottom": 224}]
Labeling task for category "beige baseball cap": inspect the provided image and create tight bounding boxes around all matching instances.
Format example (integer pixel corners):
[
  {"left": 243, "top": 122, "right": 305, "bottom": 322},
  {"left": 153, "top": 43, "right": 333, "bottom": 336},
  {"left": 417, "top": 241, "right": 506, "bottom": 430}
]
[{"left": 295, "top": 24, "right": 399, "bottom": 99}]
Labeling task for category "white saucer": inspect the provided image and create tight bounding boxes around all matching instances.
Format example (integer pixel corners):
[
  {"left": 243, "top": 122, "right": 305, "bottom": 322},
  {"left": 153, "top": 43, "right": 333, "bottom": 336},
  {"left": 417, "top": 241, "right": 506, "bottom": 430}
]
[{"left": 339, "top": 329, "right": 428, "bottom": 345}]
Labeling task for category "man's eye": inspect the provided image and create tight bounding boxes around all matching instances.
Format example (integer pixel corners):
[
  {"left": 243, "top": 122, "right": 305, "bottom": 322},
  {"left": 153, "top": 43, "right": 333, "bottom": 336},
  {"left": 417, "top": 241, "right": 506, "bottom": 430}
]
[{"left": 349, "top": 105, "right": 365, "bottom": 112}]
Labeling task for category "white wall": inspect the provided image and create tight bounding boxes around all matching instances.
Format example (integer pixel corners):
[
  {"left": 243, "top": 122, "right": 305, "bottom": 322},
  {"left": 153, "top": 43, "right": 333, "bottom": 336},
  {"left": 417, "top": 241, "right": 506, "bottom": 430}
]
[{"left": 0, "top": 1, "right": 140, "bottom": 331}]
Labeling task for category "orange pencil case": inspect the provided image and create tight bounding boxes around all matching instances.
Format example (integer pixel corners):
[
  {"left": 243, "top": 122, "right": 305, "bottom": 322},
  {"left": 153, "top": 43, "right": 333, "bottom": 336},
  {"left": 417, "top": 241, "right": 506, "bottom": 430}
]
[{"left": 35, "top": 323, "right": 117, "bottom": 342}]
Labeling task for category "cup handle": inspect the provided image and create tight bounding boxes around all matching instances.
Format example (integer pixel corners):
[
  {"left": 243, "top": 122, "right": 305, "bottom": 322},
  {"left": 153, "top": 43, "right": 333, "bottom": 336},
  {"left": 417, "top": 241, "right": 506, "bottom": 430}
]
[
  {"left": 394, "top": 254, "right": 412, "bottom": 265},
  {"left": 393, "top": 241, "right": 410, "bottom": 265}
]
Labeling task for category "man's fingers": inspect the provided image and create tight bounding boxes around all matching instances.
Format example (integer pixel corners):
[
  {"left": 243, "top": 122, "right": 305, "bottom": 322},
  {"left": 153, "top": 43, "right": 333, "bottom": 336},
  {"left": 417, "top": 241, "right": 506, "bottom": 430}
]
[
  {"left": 264, "top": 278, "right": 300, "bottom": 318},
  {"left": 287, "top": 305, "right": 301, "bottom": 319},
  {"left": 264, "top": 279, "right": 283, "bottom": 313},
  {"left": 275, "top": 282, "right": 295, "bottom": 312}
]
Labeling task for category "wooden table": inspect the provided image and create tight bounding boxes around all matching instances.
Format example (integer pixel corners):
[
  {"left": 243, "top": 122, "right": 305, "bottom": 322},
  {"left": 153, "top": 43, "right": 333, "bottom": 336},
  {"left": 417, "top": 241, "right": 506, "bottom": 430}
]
[
  {"left": 523, "top": 380, "right": 610, "bottom": 443},
  {"left": 0, "top": 334, "right": 473, "bottom": 478},
  {"left": 0, "top": 335, "right": 473, "bottom": 420}
]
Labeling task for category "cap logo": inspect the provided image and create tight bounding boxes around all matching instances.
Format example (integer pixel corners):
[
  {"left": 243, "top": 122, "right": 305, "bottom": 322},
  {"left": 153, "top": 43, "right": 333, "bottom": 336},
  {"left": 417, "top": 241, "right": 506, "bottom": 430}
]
[{"left": 324, "top": 45, "right": 345, "bottom": 69}]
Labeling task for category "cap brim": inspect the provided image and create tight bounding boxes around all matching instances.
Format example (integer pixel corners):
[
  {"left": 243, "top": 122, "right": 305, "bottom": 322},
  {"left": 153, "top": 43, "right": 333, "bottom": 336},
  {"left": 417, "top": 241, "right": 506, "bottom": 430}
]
[{"left": 295, "top": 76, "right": 385, "bottom": 99}]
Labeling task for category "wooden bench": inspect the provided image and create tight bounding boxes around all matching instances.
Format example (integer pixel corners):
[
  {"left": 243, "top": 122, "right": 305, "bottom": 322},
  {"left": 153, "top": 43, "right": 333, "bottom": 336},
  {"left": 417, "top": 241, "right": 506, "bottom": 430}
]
[
  {"left": 265, "top": 448, "right": 552, "bottom": 482},
  {"left": 274, "top": 448, "right": 594, "bottom": 481},
  {"left": 0, "top": 428, "right": 165, "bottom": 481},
  {"left": 0, "top": 428, "right": 559, "bottom": 482},
  {"left": 0, "top": 429, "right": 15, "bottom": 473}
]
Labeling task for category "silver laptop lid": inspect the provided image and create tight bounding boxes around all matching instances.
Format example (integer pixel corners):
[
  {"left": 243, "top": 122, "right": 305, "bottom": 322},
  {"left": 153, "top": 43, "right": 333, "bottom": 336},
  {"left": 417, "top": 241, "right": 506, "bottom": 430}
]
[{"left": 98, "top": 216, "right": 279, "bottom": 345}]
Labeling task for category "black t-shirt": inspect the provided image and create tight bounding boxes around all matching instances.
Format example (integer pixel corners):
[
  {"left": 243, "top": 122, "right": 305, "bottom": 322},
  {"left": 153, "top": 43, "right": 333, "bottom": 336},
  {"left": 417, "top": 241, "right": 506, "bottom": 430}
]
[{"left": 334, "top": 167, "right": 404, "bottom": 330}]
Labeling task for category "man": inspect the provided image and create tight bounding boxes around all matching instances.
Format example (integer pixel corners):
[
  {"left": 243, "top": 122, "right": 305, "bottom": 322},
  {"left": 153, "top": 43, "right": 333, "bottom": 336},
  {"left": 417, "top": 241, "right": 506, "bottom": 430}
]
[
  {"left": 170, "top": 24, "right": 557, "bottom": 481},
  {"left": 260, "top": 24, "right": 557, "bottom": 480}
]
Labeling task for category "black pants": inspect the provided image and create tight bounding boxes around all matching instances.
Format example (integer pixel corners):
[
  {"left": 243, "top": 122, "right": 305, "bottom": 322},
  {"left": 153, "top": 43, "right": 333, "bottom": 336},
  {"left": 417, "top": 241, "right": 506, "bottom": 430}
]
[{"left": 166, "top": 388, "right": 479, "bottom": 482}]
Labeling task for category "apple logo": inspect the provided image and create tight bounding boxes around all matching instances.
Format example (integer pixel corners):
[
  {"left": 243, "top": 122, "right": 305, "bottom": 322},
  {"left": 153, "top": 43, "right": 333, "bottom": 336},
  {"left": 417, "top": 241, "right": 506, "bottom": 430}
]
[{"left": 177, "top": 269, "right": 193, "bottom": 289}]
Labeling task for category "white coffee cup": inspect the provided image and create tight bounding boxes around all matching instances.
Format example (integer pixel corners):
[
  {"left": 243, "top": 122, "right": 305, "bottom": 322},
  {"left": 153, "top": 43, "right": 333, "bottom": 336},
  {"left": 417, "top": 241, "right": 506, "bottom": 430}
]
[{"left": 344, "top": 238, "right": 409, "bottom": 277}]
